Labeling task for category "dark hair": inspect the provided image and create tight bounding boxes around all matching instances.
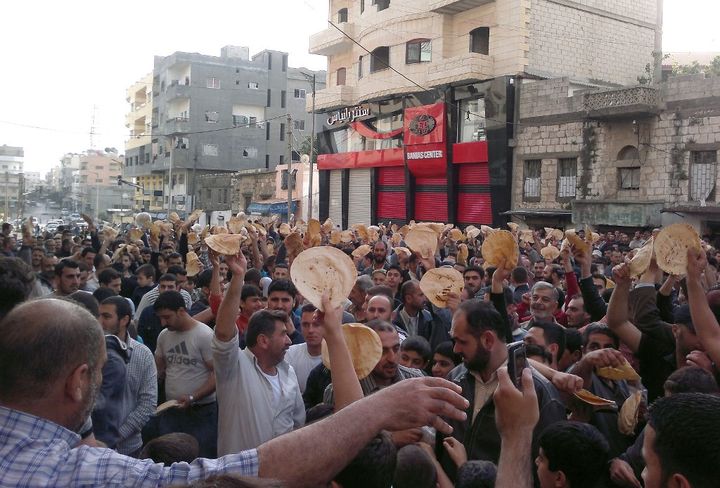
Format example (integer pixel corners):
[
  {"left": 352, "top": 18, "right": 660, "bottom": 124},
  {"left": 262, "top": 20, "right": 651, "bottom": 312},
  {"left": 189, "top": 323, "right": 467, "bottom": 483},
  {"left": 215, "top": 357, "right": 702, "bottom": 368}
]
[
  {"left": 300, "top": 303, "right": 318, "bottom": 314},
  {"left": 139, "top": 432, "right": 199, "bottom": 466},
  {"left": 154, "top": 291, "right": 186, "bottom": 312},
  {"left": 67, "top": 291, "right": 100, "bottom": 318},
  {"left": 365, "top": 319, "right": 397, "bottom": 334},
  {"left": 159, "top": 273, "right": 177, "bottom": 283},
  {"left": 664, "top": 366, "right": 719, "bottom": 395},
  {"left": 539, "top": 421, "right": 610, "bottom": 487},
  {"left": 305, "top": 403, "right": 334, "bottom": 424},
  {"left": 246, "top": 309, "right": 288, "bottom": 348},
  {"left": 241, "top": 284, "right": 263, "bottom": 301},
  {"left": 367, "top": 285, "right": 395, "bottom": 304},
  {"left": 244, "top": 268, "right": 262, "bottom": 286},
  {"left": 399, "top": 279, "right": 420, "bottom": 301},
  {"left": 592, "top": 273, "right": 607, "bottom": 286},
  {"left": 334, "top": 432, "right": 397, "bottom": 488},
  {"left": 564, "top": 328, "right": 583, "bottom": 354},
  {"left": 529, "top": 320, "right": 566, "bottom": 359},
  {"left": 274, "top": 262, "right": 289, "bottom": 270},
  {"left": 80, "top": 247, "right": 96, "bottom": 257},
  {"left": 0, "top": 257, "right": 36, "bottom": 320},
  {"left": 92, "top": 287, "right": 116, "bottom": 302},
  {"left": 98, "top": 268, "right": 121, "bottom": 286},
  {"left": 648, "top": 393, "right": 720, "bottom": 487},
  {"left": 194, "top": 269, "right": 213, "bottom": 289},
  {"left": 433, "top": 340, "right": 461, "bottom": 366},
  {"left": 167, "top": 265, "right": 187, "bottom": 277},
  {"left": 101, "top": 296, "right": 132, "bottom": 322},
  {"left": 456, "top": 460, "right": 497, "bottom": 488},
  {"left": 54, "top": 259, "right": 79, "bottom": 277},
  {"left": 387, "top": 264, "right": 403, "bottom": 275},
  {"left": 393, "top": 444, "right": 437, "bottom": 488},
  {"left": 463, "top": 266, "right": 486, "bottom": 279},
  {"left": 136, "top": 263, "right": 156, "bottom": 280},
  {"left": 93, "top": 253, "right": 107, "bottom": 269},
  {"left": 525, "top": 343, "right": 552, "bottom": 364},
  {"left": 511, "top": 266, "right": 528, "bottom": 283},
  {"left": 268, "top": 279, "right": 296, "bottom": 298},
  {"left": 582, "top": 323, "right": 620, "bottom": 349},
  {"left": 400, "top": 336, "right": 432, "bottom": 362},
  {"left": 457, "top": 299, "right": 507, "bottom": 341},
  {"left": 167, "top": 252, "right": 182, "bottom": 261}
]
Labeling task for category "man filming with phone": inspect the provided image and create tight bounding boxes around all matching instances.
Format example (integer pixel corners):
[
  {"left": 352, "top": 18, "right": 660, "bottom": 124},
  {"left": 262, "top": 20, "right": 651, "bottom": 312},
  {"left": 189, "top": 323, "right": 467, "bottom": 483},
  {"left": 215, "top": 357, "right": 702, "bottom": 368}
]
[{"left": 437, "top": 264, "right": 566, "bottom": 480}]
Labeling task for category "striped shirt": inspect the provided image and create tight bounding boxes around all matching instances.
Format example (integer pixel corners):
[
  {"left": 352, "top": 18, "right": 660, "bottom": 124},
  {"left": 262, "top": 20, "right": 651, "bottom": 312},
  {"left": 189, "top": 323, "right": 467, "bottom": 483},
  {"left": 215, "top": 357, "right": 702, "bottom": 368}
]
[
  {"left": 323, "top": 364, "right": 424, "bottom": 405},
  {"left": 135, "top": 285, "right": 193, "bottom": 319},
  {"left": 0, "top": 406, "right": 258, "bottom": 487}
]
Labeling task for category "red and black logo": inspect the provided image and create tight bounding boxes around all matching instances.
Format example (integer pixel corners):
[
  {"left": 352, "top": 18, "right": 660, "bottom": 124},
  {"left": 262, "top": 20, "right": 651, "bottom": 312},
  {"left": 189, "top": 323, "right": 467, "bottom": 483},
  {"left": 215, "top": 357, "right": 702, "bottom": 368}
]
[{"left": 409, "top": 114, "right": 436, "bottom": 136}]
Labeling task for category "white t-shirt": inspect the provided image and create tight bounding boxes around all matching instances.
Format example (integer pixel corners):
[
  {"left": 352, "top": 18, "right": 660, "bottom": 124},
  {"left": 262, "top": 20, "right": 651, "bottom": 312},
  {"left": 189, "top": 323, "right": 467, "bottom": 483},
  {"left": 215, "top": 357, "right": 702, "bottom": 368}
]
[
  {"left": 260, "top": 370, "right": 281, "bottom": 410},
  {"left": 285, "top": 344, "right": 323, "bottom": 393}
]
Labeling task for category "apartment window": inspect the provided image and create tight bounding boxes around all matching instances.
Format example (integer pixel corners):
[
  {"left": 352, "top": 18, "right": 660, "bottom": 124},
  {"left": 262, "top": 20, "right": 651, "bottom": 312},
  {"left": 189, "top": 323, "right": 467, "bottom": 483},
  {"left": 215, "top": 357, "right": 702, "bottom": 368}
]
[
  {"left": 268, "top": 54, "right": 272, "bottom": 70},
  {"left": 178, "top": 174, "right": 185, "bottom": 184},
  {"left": 294, "top": 120, "right": 305, "bottom": 130},
  {"left": 338, "top": 8, "right": 348, "bottom": 23},
  {"left": 282, "top": 54, "right": 288, "bottom": 72},
  {"left": 280, "top": 123, "right": 286, "bottom": 141},
  {"left": 281, "top": 169, "right": 297, "bottom": 190},
  {"left": 249, "top": 116, "right": 257, "bottom": 127},
  {"left": 266, "top": 122, "right": 271, "bottom": 141},
  {"left": 458, "top": 98, "right": 486, "bottom": 142},
  {"left": 242, "top": 147, "right": 258, "bottom": 158},
  {"left": 281, "top": 90, "right": 287, "bottom": 109},
  {"left": 360, "top": 0, "right": 365, "bottom": 13},
  {"left": 279, "top": 155, "right": 285, "bottom": 164},
  {"left": 337, "top": 68, "right": 347, "bottom": 86},
  {"left": 205, "top": 111, "right": 219, "bottom": 123},
  {"left": 248, "top": 82, "right": 259, "bottom": 89},
  {"left": 618, "top": 167, "right": 640, "bottom": 190},
  {"left": 406, "top": 39, "right": 431, "bottom": 64},
  {"left": 376, "top": 0, "right": 390, "bottom": 11},
  {"left": 358, "top": 56, "right": 364, "bottom": 79},
  {"left": 523, "top": 159, "right": 541, "bottom": 201},
  {"left": 690, "top": 150, "right": 718, "bottom": 201},
  {"left": 203, "top": 144, "right": 219, "bottom": 156},
  {"left": 236, "top": 80, "right": 240, "bottom": 85},
  {"left": 470, "top": 27, "right": 490, "bottom": 55},
  {"left": 223, "top": 188, "right": 229, "bottom": 203},
  {"left": 205, "top": 189, "right": 212, "bottom": 200},
  {"left": 294, "top": 88, "right": 306, "bottom": 99},
  {"left": 557, "top": 158, "right": 577, "bottom": 199},
  {"left": 267, "top": 89, "right": 272, "bottom": 107},
  {"left": 95, "top": 165, "right": 104, "bottom": 170},
  {"left": 370, "top": 46, "right": 390, "bottom": 73},
  {"left": 265, "top": 154, "right": 270, "bottom": 169},
  {"left": 206, "top": 77, "right": 221, "bottom": 89},
  {"left": 233, "top": 115, "right": 248, "bottom": 126}
]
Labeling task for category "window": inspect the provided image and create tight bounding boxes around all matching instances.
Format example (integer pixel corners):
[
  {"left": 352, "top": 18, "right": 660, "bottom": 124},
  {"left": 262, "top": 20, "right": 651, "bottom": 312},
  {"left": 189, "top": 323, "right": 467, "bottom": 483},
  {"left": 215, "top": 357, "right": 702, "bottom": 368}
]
[
  {"left": 282, "top": 54, "right": 288, "bottom": 72},
  {"left": 206, "top": 77, "right": 220, "bottom": 89},
  {"left": 266, "top": 122, "right": 271, "bottom": 141},
  {"left": 557, "top": 158, "right": 577, "bottom": 199},
  {"left": 242, "top": 147, "right": 258, "bottom": 158},
  {"left": 618, "top": 167, "right": 640, "bottom": 190},
  {"left": 459, "top": 98, "right": 486, "bottom": 142},
  {"left": 470, "top": 27, "right": 490, "bottom": 55},
  {"left": 279, "top": 155, "right": 285, "bottom": 164},
  {"left": 376, "top": 0, "right": 390, "bottom": 11},
  {"left": 233, "top": 115, "right": 248, "bottom": 126},
  {"left": 617, "top": 145, "right": 640, "bottom": 161},
  {"left": 406, "top": 39, "right": 431, "bottom": 64},
  {"left": 223, "top": 188, "right": 229, "bottom": 204},
  {"left": 268, "top": 54, "right": 272, "bottom": 70},
  {"left": 267, "top": 89, "right": 272, "bottom": 107},
  {"left": 281, "top": 169, "right": 297, "bottom": 190},
  {"left": 370, "top": 46, "right": 390, "bottom": 73},
  {"left": 280, "top": 123, "right": 285, "bottom": 141},
  {"left": 281, "top": 90, "right": 286, "bottom": 109},
  {"left": 358, "top": 56, "right": 364, "bottom": 79},
  {"left": 265, "top": 154, "right": 270, "bottom": 169},
  {"left": 360, "top": 0, "right": 365, "bottom": 13},
  {"left": 249, "top": 116, "right": 257, "bottom": 127},
  {"left": 248, "top": 82, "right": 259, "bottom": 89},
  {"left": 205, "top": 111, "right": 219, "bottom": 123},
  {"left": 337, "top": 68, "right": 346, "bottom": 86},
  {"left": 294, "top": 120, "right": 305, "bottom": 130},
  {"left": 294, "top": 88, "right": 306, "bottom": 99},
  {"left": 338, "top": 8, "right": 348, "bottom": 22},
  {"left": 178, "top": 174, "right": 185, "bottom": 184},
  {"left": 523, "top": 159, "right": 541, "bottom": 200},
  {"left": 206, "top": 188, "right": 212, "bottom": 200},
  {"left": 203, "top": 144, "right": 218, "bottom": 156},
  {"left": 690, "top": 150, "right": 718, "bottom": 201}
]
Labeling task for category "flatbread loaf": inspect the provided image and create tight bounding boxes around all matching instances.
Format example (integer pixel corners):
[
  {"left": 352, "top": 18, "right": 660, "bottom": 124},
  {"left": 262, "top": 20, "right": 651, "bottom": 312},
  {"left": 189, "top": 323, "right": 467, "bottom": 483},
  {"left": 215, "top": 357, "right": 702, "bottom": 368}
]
[
  {"left": 654, "top": 223, "right": 701, "bottom": 275},
  {"left": 481, "top": 230, "right": 519, "bottom": 270},
  {"left": 290, "top": 246, "right": 357, "bottom": 311},
  {"left": 321, "top": 323, "right": 382, "bottom": 379},
  {"left": 420, "top": 267, "right": 464, "bottom": 308}
]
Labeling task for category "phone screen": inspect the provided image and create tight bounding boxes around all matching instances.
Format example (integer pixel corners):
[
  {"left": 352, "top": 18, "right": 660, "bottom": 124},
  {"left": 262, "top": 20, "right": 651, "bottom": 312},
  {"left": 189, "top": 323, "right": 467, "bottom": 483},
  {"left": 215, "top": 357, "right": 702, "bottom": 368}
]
[{"left": 507, "top": 341, "right": 529, "bottom": 387}]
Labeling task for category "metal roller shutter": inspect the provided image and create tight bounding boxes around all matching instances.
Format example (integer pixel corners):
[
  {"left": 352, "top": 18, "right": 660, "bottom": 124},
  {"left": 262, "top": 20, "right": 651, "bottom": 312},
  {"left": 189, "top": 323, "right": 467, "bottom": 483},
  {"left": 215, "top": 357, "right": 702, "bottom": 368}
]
[
  {"left": 328, "top": 170, "right": 343, "bottom": 227},
  {"left": 457, "top": 163, "right": 492, "bottom": 225},
  {"left": 415, "top": 176, "right": 448, "bottom": 222},
  {"left": 376, "top": 167, "right": 406, "bottom": 224},
  {"left": 347, "top": 168, "right": 372, "bottom": 227}
]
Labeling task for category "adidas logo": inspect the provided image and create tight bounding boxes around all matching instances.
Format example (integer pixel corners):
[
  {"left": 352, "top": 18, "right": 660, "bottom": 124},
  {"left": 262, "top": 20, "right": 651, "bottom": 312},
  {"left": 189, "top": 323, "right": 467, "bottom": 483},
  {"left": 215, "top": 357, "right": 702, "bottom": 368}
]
[{"left": 166, "top": 341, "right": 199, "bottom": 366}]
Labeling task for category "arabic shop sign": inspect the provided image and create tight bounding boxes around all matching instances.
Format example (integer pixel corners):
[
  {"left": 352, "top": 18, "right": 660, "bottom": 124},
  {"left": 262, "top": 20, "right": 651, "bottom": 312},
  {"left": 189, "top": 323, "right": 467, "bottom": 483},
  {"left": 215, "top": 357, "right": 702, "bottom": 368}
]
[{"left": 326, "top": 104, "right": 371, "bottom": 126}]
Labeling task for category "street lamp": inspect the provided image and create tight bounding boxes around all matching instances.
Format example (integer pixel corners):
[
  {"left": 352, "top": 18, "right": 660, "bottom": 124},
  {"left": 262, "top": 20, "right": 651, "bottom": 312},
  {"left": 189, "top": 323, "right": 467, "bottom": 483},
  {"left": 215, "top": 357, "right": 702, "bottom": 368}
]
[{"left": 299, "top": 70, "right": 317, "bottom": 220}]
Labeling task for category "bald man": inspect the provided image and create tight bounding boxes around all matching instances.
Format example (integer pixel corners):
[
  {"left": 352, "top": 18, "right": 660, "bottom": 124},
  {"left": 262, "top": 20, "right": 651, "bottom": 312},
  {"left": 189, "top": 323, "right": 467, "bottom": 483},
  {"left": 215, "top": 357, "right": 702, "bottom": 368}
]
[{"left": 0, "top": 298, "right": 469, "bottom": 487}]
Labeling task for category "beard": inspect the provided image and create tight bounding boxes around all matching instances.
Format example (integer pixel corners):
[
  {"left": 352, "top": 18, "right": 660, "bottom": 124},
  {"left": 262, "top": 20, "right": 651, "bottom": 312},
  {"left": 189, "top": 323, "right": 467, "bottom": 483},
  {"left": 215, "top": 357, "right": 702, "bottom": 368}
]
[
  {"left": 464, "top": 346, "right": 491, "bottom": 373},
  {"left": 72, "top": 372, "right": 100, "bottom": 434}
]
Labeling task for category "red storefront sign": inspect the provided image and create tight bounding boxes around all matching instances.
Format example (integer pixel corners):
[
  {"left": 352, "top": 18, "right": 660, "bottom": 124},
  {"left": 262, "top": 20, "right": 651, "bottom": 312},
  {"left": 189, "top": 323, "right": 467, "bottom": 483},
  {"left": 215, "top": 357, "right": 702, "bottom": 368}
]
[{"left": 404, "top": 103, "right": 447, "bottom": 179}]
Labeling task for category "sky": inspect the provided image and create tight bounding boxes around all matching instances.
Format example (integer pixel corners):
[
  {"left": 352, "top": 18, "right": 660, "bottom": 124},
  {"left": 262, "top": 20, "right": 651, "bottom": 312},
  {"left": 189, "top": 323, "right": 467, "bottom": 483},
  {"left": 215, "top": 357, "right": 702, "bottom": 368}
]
[{"left": 0, "top": 0, "right": 718, "bottom": 175}]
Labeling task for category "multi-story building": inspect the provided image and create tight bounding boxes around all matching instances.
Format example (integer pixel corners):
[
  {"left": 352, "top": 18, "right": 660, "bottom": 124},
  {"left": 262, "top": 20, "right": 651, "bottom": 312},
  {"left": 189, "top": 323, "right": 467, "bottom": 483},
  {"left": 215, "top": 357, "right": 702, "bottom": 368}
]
[
  {"left": 0, "top": 145, "right": 24, "bottom": 220},
  {"left": 310, "top": 0, "right": 662, "bottom": 227},
  {"left": 54, "top": 150, "right": 124, "bottom": 216},
  {"left": 510, "top": 74, "right": 720, "bottom": 235},
  {"left": 125, "top": 73, "right": 154, "bottom": 210},
  {"left": 123, "top": 45, "right": 326, "bottom": 216}
]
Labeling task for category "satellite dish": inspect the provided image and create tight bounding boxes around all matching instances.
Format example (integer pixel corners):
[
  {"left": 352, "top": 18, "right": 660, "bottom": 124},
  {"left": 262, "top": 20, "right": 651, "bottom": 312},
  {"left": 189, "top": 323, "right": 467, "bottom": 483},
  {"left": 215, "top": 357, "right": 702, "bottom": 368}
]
[{"left": 300, "top": 154, "right": 310, "bottom": 164}]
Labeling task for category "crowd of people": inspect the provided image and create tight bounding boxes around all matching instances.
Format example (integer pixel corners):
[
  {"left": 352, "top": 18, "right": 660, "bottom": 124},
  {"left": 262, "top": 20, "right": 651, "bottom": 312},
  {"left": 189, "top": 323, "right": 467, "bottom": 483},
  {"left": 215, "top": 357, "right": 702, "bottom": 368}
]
[{"left": 0, "top": 213, "right": 719, "bottom": 488}]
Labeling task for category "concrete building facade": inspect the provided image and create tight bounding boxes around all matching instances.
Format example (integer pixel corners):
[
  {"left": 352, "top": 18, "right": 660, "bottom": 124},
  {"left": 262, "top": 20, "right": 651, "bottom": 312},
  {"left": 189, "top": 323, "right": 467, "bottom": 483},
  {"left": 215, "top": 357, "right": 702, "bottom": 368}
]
[
  {"left": 310, "top": 0, "right": 662, "bottom": 227},
  {"left": 0, "top": 145, "right": 25, "bottom": 220},
  {"left": 123, "top": 46, "right": 326, "bottom": 215},
  {"left": 510, "top": 74, "right": 720, "bottom": 234}
]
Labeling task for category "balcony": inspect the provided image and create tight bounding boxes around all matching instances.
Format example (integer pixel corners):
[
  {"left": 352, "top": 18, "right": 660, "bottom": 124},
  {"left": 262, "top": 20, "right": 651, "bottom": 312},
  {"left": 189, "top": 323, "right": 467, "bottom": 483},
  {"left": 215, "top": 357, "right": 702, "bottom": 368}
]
[
  {"left": 427, "top": 53, "right": 494, "bottom": 87},
  {"left": 430, "top": 0, "right": 495, "bottom": 14},
  {"left": 309, "top": 23, "right": 357, "bottom": 56},
  {"left": 310, "top": 85, "right": 357, "bottom": 111},
  {"left": 171, "top": 149, "right": 190, "bottom": 168},
  {"left": 584, "top": 86, "right": 660, "bottom": 120},
  {"left": 165, "top": 81, "right": 191, "bottom": 100},
  {"left": 165, "top": 117, "right": 190, "bottom": 134}
]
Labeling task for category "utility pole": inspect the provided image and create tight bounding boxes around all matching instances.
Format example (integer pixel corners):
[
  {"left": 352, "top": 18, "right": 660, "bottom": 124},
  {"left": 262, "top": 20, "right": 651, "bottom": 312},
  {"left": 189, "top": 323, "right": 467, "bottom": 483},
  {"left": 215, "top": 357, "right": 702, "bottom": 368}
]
[
  {"left": 4, "top": 171, "right": 9, "bottom": 221},
  {"left": 307, "top": 73, "right": 316, "bottom": 220},
  {"left": 287, "top": 114, "right": 293, "bottom": 222}
]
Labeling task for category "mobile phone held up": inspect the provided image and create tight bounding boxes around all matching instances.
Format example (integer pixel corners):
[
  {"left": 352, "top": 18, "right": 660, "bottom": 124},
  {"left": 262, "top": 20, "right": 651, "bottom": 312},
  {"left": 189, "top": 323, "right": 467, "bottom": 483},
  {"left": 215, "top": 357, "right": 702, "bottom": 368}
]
[{"left": 507, "top": 341, "right": 529, "bottom": 388}]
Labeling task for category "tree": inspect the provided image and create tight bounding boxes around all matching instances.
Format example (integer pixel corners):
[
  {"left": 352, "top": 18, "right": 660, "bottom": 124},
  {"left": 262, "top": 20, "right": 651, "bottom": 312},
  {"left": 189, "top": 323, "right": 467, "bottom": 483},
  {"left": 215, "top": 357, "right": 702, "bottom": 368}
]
[{"left": 671, "top": 56, "right": 720, "bottom": 77}]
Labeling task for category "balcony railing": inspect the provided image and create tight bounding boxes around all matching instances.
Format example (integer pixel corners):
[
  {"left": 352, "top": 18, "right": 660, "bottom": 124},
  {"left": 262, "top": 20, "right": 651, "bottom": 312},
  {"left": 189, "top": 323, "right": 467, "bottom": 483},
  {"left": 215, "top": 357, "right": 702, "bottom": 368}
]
[
  {"left": 311, "top": 85, "right": 357, "bottom": 111},
  {"left": 430, "top": 0, "right": 495, "bottom": 14},
  {"left": 584, "top": 86, "right": 660, "bottom": 119},
  {"left": 309, "top": 23, "right": 356, "bottom": 56},
  {"left": 427, "top": 52, "right": 494, "bottom": 87},
  {"left": 165, "top": 117, "right": 190, "bottom": 133}
]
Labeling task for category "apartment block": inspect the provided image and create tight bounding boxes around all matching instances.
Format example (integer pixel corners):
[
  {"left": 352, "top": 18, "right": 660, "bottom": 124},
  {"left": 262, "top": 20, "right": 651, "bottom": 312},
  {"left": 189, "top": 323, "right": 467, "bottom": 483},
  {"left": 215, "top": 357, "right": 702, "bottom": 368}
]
[
  {"left": 0, "top": 145, "right": 24, "bottom": 219},
  {"left": 123, "top": 46, "right": 326, "bottom": 215}
]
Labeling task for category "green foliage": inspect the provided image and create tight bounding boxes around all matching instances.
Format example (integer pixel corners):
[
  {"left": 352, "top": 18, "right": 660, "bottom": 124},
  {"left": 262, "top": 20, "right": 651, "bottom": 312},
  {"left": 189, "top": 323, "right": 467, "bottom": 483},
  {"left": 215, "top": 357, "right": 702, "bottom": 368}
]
[{"left": 671, "top": 55, "right": 720, "bottom": 77}]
